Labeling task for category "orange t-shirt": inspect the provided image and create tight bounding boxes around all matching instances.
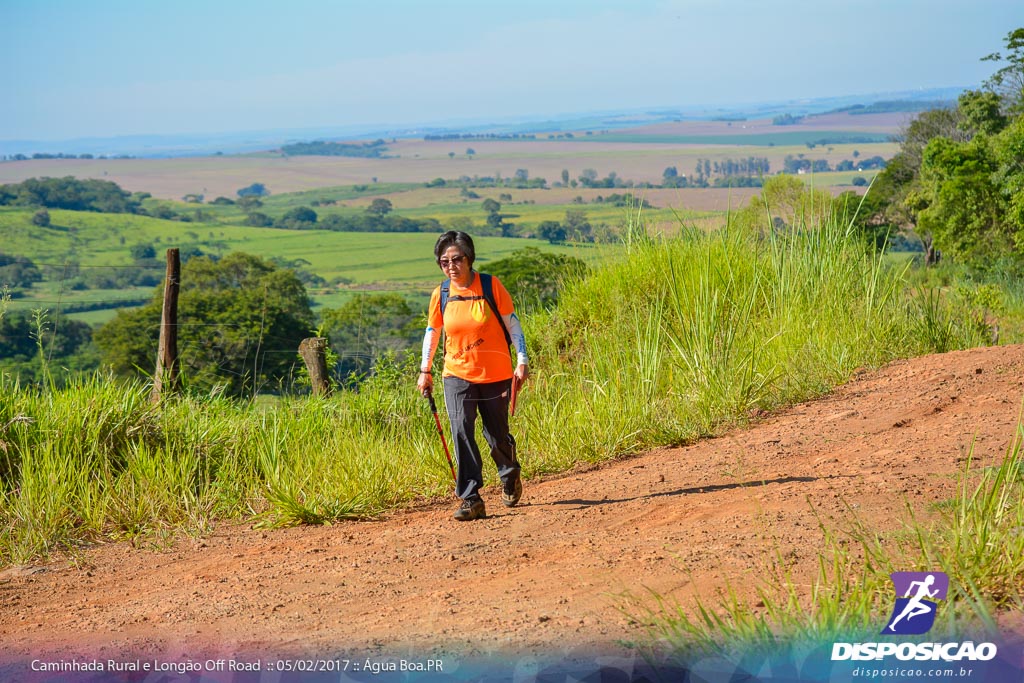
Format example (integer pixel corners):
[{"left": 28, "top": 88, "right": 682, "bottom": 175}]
[{"left": 427, "top": 273, "right": 514, "bottom": 383}]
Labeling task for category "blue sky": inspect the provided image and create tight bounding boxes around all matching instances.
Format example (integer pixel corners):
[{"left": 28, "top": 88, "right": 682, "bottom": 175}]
[{"left": 1, "top": 0, "right": 1020, "bottom": 141}]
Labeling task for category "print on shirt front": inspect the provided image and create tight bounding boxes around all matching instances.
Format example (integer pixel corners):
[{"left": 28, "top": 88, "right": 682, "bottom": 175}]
[
  {"left": 453, "top": 337, "right": 486, "bottom": 361},
  {"left": 427, "top": 274, "right": 515, "bottom": 383}
]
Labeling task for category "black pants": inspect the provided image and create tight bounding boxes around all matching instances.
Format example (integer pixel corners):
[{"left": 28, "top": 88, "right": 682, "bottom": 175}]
[{"left": 442, "top": 376, "right": 519, "bottom": 501}]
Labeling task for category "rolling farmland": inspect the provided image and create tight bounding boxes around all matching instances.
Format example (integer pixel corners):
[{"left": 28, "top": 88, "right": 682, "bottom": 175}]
[{"left": 0, "top": 112, "right": 898, "bottom": 203}]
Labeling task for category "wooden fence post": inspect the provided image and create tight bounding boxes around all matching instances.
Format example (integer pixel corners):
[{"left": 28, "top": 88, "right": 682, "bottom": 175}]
[
  {"left": 299, "top": 337, "right": 331, "bottom": 397},
  {"left": 151, "top": 248, "right": 181, "bottom": 404}
]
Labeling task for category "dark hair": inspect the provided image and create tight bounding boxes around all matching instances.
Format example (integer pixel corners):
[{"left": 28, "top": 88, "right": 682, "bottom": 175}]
[{"left": 433, "top": 230, "right": 475, "bottom": 267}]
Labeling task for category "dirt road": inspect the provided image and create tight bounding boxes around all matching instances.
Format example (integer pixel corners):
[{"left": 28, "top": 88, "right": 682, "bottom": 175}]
[{"left": 2, "top": 345, "right": 1022, "bottom": 677}]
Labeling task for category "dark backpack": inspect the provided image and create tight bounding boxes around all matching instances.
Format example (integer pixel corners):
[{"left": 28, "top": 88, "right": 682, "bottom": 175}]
[{"left": 440, "top": 272, "right": 512, "bottom": 347}]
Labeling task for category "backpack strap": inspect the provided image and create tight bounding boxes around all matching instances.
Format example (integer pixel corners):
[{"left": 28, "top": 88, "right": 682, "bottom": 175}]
[
  {"left": 439, "top": 273, "right": 512, "bottom": 347},
  {"left": 440, "top": 278, "right": 451, "bottom": 318},
  {"left": 480, "top": 273, "right": 513, "bottom": 347}
]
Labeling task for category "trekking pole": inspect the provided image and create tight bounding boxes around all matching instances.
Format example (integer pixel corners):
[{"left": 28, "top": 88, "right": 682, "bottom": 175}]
[
  {"left": 510, "top": 375, "right": 521, "bottom": 418},
  {"left": 424, "top": 388, "right": 457, "bottom": 486}
]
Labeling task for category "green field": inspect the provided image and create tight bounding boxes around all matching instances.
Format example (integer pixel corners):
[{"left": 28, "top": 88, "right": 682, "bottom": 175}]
[
  {"left": 793, "top": 169, "right": 880, "bottom": 187},
  {"left": 0, "top": 204, "right": 616, "bottom": 322}
]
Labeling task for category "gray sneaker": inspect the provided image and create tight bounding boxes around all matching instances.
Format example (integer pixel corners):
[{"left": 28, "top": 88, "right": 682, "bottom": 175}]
[
  {"left": 502, "top": 473, "right": 523, "bottom": 507},
  {"left": 453, "top": 498, "right": 486, "bottom": 521}
]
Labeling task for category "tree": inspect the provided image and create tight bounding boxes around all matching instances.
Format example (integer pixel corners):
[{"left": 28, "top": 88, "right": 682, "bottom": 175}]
[
  {"left": 958, "top": 89, "right": 1008, "bottom": 136},
  {"left": 31, "top": 209, "right": 50, "bottom": 227},
  {"left": 481, "top": 198, "right": 501, "bottom": 214},
  {"left": 244, "top": 212, "right": 273, "bottom": 227},
  {"left": 982, "top": 27, "right": 1024, "bottom": 115},
  {"left": 94, "top": 252, "right": 315, "bottom": 396},
  {"left": 237, "top": 183, "right": 268, "bottom": 198},
  {"left": 857, "top": 107, "right": 969, "bottom": 265},
  {"left": 130, "top": 243, "right": 156, "bottom": 260},
  {"left": 320, "top": 293, "right": 420, "bottom": 380},
  {"left": 277, "top": 206, "right": 318, "bottom": 229},
  {"left": 1, "top": 177, "right": 140, "bottom": 213},
  {"left": 832, "top": 190, "right": 893, "bottom": 252},
  {"left": 485, "top": 247, "right": 586, "bottom": 313},
  {"left": 734, "top": 175, "right": 833, "bottom": 233},
  {"left": 0, "top": 309, "right": 95, "bottom": 384},
  {"left": 237, "top": 196, "right": 263, "bottom": 211},
  {"left": 537, "top": 220, "right": 566, "bottom": 243},
  {"left": 561, "top": 169, "right": 570, "bottom": 186},
  {"left": 448, "top": 152, "right": 455, "bottom": 160},
  {"left": 994, "top": 115, "right": 1024, "bottom": 245},
  {"left": 916, "top": 135, "right": 1005, "bottom": 267},
  {"left": 0, "top": 253, "right": 43, "bottom": 289},
  {"left": 367, "top": 198, "right": 393, "bottom": 216},
  {"left": 563, "top": 209, "right": 593, "bottom": 242},
  {"left": 897, "top": 107, "right": 967, "bottom": 170}
]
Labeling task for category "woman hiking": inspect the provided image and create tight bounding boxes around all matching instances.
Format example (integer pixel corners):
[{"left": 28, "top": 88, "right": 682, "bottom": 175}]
[{"left": 417, "top": 231, "right": 529, "bottom": 521}]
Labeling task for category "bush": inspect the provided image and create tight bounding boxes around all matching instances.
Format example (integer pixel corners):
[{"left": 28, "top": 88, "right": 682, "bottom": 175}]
[
  {"left": 237, "top": 183, "right": 268, "bottom": 198},
  {"left": 129, "top": 243, "right": 156, "bottom": 260},
  {"left": 244, "top": 212, "right": 274, "bottom": 227},
  {"left": 31, "top": 209, "right": 51, "bottom": 227}
]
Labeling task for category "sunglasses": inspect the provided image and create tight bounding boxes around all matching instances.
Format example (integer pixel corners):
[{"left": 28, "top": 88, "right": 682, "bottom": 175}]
[{"left": 438, "top": 255, "right": 466, "bottom": 268}]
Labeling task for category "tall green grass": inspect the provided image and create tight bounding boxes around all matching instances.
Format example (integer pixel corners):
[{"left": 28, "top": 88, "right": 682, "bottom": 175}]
[
  {"left": 0, "top": 368, "right": 450, "bottom": 564},
  {"left": 0, "top": 200, "right": 992, "bottom": 565},
  {"left": 519, "top": 204, "right": 966, "bottom": 468}
]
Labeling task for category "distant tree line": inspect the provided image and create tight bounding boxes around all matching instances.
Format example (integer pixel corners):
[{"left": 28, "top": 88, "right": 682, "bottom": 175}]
[
  {"left": 772, "top": 114, "right": 805, "bottom": 126},
  {"left": 534, "top": 208, "right": 620, "bottom": 245},
  {"left": 0, "top": 177, "right": 206, "bottom": 223},
  {"left": 663, "top": 157, "right": 772, "bottom": 188},
  {"left": 0, "top": 177, "right": 144, "bottom": 213},
  {"left": 783, "top": 154, "right": 887, "bottom": 174},
  {"left": 239, "top": 202, "right": 443, "bottom": 234},
  {"left": 424, "top": 133, "right": 538, "bottom": 141},
  {"left": 2, "top": 153, "right": 135, "bottom": 161},
  {"left": 591, "top": 193, "right": 652, "bottom": 207},
  {"left": 826, "top": 100, "right": 957, "bottom": 115},
  {"left": 426, "top": 173, "right": 549, "bottom": 190},
  {"left": 280, "top": 140, "right": 388, "bottom": 158},
  {"left": 320, "top": 213, "right": 443, "bottom": 233}
]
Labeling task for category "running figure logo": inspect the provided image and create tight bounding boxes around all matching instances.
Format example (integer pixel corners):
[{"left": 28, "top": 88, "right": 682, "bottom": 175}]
[{"left": 883, "top": 572, "right": 949, "bottom": 635}]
